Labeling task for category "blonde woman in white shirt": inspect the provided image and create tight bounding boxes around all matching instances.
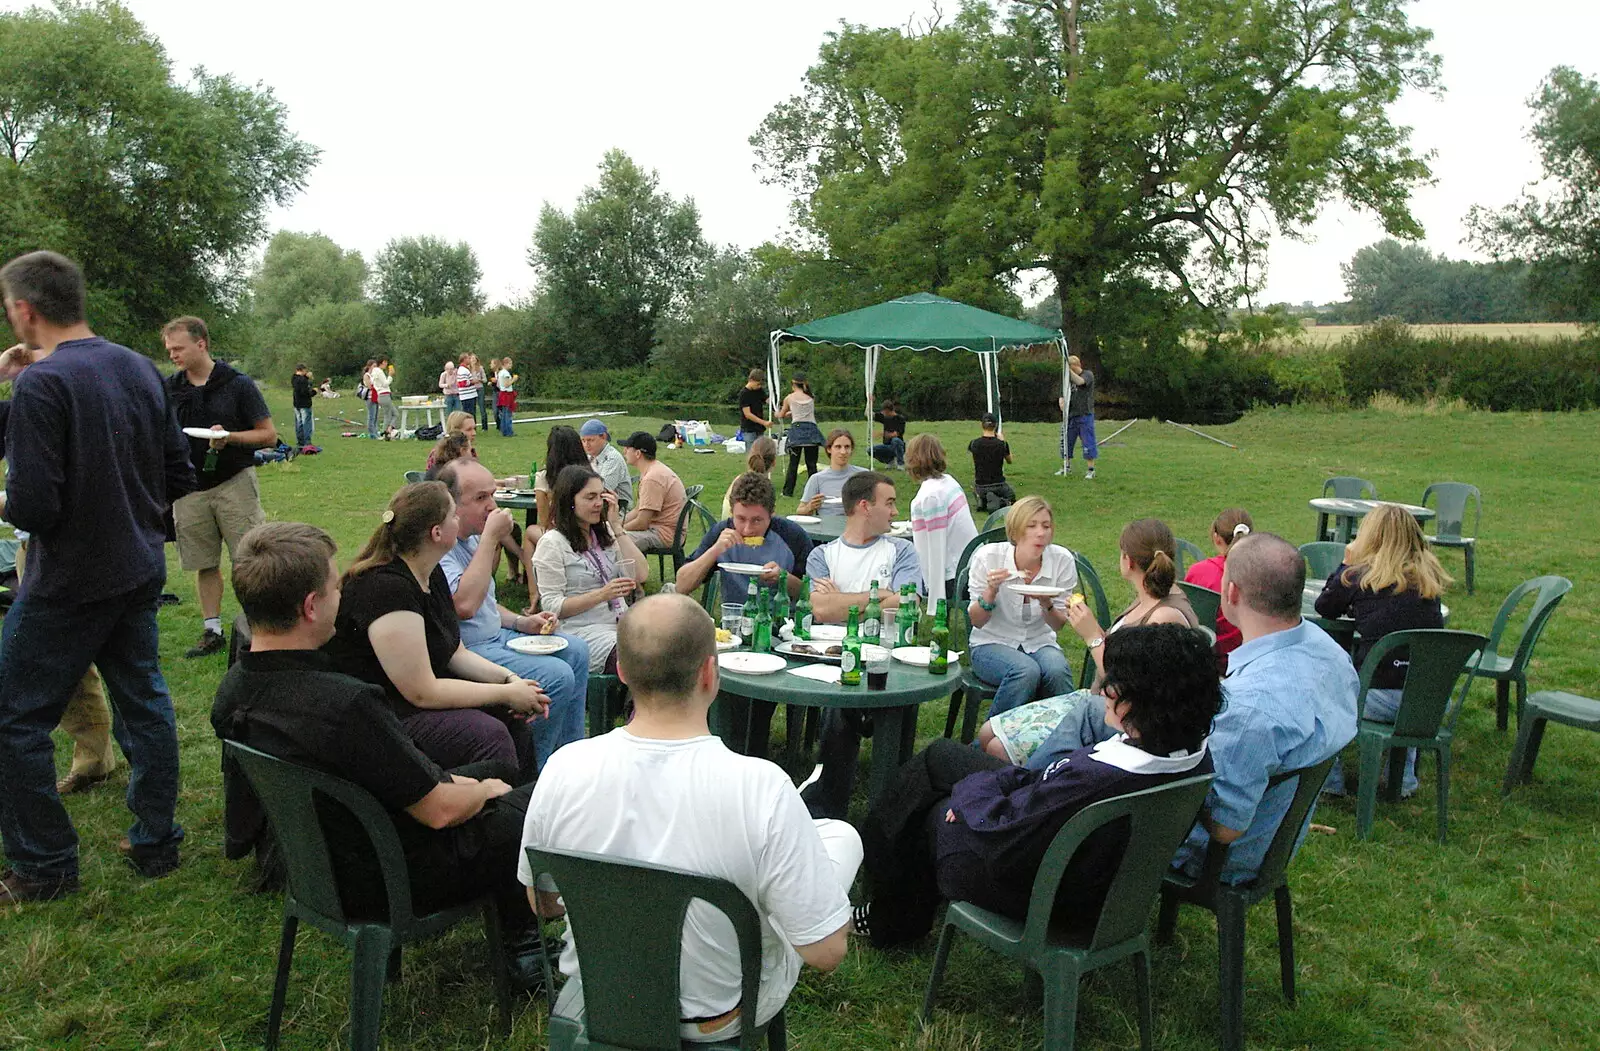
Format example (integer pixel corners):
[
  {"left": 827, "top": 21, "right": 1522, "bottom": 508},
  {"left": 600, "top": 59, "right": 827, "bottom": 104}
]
[
  {"left": 965, "top": 496, "right": 1078, "bottom": 718},
  {"left": 367, "top": 357, "right": 396, "bottom": 439}
]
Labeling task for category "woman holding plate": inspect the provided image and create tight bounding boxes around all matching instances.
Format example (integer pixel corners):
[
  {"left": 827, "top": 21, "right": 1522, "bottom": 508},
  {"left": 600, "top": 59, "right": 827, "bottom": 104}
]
[
  {"left": 965, "top": 496, "right": 1078, "bottom": 719},
  {"left": 533, "top": 465, "right": 650, "bottom": 673}
]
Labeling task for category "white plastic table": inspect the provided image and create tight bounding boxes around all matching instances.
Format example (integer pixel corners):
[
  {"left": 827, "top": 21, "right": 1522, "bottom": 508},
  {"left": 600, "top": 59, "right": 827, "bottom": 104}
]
[{"left": 395, "top": 400, "right": 447, "bottom": 436}]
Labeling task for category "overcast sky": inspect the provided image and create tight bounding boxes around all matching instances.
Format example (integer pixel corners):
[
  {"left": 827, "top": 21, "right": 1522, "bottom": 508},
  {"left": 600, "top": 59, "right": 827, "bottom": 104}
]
[{"left": 12, "top": 0, "right": 1599, "bottom": 307}]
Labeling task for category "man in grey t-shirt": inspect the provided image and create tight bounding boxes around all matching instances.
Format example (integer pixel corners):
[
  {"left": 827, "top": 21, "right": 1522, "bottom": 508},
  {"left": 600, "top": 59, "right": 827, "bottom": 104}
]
[{"left": 1056, "top": 354, "right": 1098, "bottom": 480}]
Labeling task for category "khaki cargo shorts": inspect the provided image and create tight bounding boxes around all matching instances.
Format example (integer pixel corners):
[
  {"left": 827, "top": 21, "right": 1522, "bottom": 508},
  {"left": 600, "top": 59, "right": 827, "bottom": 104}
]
[{"left": 174, "top": 468, "right": 266, "bottom": 572}]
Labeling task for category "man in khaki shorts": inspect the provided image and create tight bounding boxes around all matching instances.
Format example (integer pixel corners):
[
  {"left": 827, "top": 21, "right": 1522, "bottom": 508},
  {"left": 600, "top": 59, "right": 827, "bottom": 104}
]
[{"left": 163, "top": 317, "right": 276, "bottom": 658}]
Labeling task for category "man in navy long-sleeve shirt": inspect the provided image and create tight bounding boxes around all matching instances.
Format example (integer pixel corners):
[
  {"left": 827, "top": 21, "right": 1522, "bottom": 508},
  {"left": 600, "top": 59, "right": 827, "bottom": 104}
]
[{"left": 0, "top": 250, "right": 195, "bottom": 905}]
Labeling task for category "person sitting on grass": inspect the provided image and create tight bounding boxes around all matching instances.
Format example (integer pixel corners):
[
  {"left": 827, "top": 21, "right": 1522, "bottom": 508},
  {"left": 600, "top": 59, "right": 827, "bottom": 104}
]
[
  {"left": 323, "top": 483, "right": 551, "bottom": 783},
  {"left": 1314, "top": 503, "right": 1448, "bottom": 798},
  {"left": 967, "top": 413, "right": 1015, "bottom": 512},
  {"left": 579, "top": 419, "right": 633, "bottom": 514},
  {"left": 211, "top": 521, "right": 551, "bottom": 989},
  {"left": 518, "top": 593, "right": 857, "bottom": 1042},
  {"left": 795, "top": 428, "right": 866, "bottom": 519},
  {"left": 1183, "top": 508, "right": 1253, "bottom": 664},
  {"left": 532, "top": 466, "right": 649, "bottom": 674},
  {"left": 871, "top": 396, "right": 908, "bottom": 468},
  {"left": 854, "top": 623, "right": 1219, "bottom": 948}
]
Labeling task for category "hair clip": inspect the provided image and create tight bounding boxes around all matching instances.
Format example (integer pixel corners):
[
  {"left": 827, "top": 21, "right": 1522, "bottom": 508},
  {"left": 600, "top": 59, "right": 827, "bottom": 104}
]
[
  {"left": 381, "top": 509, "right": 396, "bottom": 524},
  {"left": 1233, "top": 523, "right": 1251, "bottom": 537}
]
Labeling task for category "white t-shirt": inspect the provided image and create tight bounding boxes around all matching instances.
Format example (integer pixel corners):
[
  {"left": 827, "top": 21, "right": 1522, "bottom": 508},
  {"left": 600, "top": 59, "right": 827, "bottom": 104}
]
[
  {"left": 966, "top": 541, "right": 1079, "bottom": 652},
  {"left": 366, "top": 366, "right": 391, "bottom": 395},
  {"left": 518, "top": 731, "right": 850, "bottom": 1026}
]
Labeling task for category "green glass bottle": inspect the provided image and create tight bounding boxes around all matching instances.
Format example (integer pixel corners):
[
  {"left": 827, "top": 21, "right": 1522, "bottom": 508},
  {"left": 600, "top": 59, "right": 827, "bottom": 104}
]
[
  {"left": 741, "top": 577, "right": 759, "bottom": 639},
  {"left": 896, "top": 584, "right": 919, "bottom": 647},
  {"left": 929, "top": 598, "right": 950, "bottom": 676},
  {"left": 840, "top": 605, "right": 863, "bottom": 686},
  {"left": 752, "top": 590, "right": 772, "bottom": 653},
  {"left": 772, "top": 576, "right": 791, "bottom": 630},
  {"left": 793, "top": 578, "right": 813, "bottom": 641},
  {"left": 862, "top": 579, "right": 882, "bottom": 646}
]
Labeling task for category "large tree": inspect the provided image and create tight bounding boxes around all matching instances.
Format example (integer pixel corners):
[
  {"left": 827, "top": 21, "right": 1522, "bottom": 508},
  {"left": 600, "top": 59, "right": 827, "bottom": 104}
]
[
  {"left": 1340, "top": 239, "right": 1534, "bottom": 324},
  {"left": 1468, "top": 66, "right": 1600, "bottom": 322},
  {"left": 752, "top": 0, "right": 1439, "bottom": 369},
  {"left": 251, "top": 230, "right": 367, "bottom": 324},
  {"left": 0, "top": 1, "right": 316, "bottom": 348},
  {"left": 372, "top": 235, "right": 484, "bottom": 319},
  {"left": 529, "top": 149, "right": 711, "bottom": 368}
]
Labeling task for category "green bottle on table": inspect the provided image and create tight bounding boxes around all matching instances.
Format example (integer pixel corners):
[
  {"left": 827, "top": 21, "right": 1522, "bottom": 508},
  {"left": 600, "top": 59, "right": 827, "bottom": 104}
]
[
  {"left": 896, "top": 585, "right": 919, "bottom": 647},
  {"left": 928, "top": 598, "right": 950, "bottom": 676},
  {"left": 772, "top": 577, "right": 791, "bottom": 631},
  {"left": 752, "top": 590, "right": 772, "bottom": 653},
  {"left": 741, "top": 577, "right": 759, "bottom": 639},
  {"left": 841, "top": 605, "right": 863, "bottom": 686},
  {"left": 793, "top": 579, "right": 813, "bottom": 640},
  {"left": 862, "top": 580, "right": 882, "bottom": 646}
]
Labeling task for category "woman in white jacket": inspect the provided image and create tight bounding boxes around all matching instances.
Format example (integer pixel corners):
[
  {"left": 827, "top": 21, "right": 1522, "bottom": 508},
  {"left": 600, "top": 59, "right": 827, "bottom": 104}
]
[{"left": 906, "top": 434, "right": 978, "bottom": 604}]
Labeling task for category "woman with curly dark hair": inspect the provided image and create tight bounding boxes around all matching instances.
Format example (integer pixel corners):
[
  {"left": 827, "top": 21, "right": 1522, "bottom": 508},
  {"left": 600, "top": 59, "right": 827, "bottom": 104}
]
[{"left": 854, "top": 623, "right": 1221, "bottom": 949}]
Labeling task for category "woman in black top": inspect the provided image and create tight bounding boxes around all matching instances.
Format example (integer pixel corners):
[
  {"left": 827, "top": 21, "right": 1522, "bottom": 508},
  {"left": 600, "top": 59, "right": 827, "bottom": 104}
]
[
  {"left": 325, "top": 482, "right": 552, "bottom": 782},
  {"left": 1315, "top": 503, "right": 1448, "bottom": 797},
  {"left": 737, "top": 368, "right": 770, "bottom": 438}
]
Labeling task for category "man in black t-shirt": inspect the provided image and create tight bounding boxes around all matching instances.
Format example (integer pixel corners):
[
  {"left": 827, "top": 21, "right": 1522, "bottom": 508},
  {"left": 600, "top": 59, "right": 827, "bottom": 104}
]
[
  {"left": 164, "top": 316, "right": 277, "bottom": 659},
  {"left": 290, "top": 364, "right": 314, "bottom": 447},
  {"left": 211, "top": 521, "right": 549, "bottom": 988},
  {"left": 737, "top": 367, "right": 770, "bottom": 439},
  {"left": 872, "top": 398, "right": 908, "bottom": 468},
  {"left": 967, "top": 413, "right": 1015, "bottom": 512}
]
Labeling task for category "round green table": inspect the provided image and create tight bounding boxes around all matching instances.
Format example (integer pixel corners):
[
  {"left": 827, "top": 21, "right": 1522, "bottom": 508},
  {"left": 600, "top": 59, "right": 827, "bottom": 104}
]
[
  {"left": 793, "top": 516, "right": 845, "bottom": 544},
  {"left": 713, "top": 652, "right": 955, "bottom": 804},
  {"left": 494, "top": 489, "right": 538, "bottom": 529}
]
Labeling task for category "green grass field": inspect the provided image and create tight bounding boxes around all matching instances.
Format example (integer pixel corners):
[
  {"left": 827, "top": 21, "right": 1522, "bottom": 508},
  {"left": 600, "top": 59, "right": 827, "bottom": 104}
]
[{"left": 3, "top": 393, "right": 1597, "bottom": 1050}]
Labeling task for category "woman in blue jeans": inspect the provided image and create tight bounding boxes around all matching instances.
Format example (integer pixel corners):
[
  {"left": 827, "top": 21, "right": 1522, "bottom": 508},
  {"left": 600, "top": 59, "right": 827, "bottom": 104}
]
[{"left": 965, "top": 496, "right": 1078, "bottom": 718}]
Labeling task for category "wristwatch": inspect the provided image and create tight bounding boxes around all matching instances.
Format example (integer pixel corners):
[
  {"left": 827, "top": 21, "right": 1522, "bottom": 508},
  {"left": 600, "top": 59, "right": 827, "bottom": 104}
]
[{"left": 1087, "top": 636, "right": 1105, "bottom": 649}]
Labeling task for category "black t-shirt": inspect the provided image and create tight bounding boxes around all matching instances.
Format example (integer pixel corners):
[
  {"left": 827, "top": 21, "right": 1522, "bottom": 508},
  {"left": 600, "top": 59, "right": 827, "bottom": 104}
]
[
  {"left": 968, "top": 435, "right": 1011, "bottom": 486},
  {"left": 166, "top": 360, "right": 273, "bottom": 491},
  {"left": 210, "top": 649, "right": 447, "bottom": 914},
  {"left": 324, "top": 559, "right": 463, "bottom": 718},
  {"left": 737, "top": 386, "right": 768, "bottom": 435},
  {"left": 874, "top": 410, "right": 908, "bottom": 439},
  {"left": 291, "top": 373, "right": 313, "bottom": 409},
  {"left": 1314, "top": 566, "right": 1444, "bottom": 689}
]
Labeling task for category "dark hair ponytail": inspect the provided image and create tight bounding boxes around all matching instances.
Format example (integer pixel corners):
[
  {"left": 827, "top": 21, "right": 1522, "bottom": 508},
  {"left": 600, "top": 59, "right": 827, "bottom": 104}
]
[
  {"left": 792, "top": 373, "right": 812, "bottom": 396},
  {"left": 1120, "top": 517, "right": 1178, "bottom": 599},
  {"left": 344, "top": 482, "right": 452, "bottom": 584}
]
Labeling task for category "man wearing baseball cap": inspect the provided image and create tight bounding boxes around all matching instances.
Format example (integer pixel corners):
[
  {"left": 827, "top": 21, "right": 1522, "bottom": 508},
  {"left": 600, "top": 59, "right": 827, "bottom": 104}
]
[
  {"left": 579, "top": 419, "right": 632, "bottom": 513},
  {"left": 617, "top": 431, "right": 686, "bottom": 557}
]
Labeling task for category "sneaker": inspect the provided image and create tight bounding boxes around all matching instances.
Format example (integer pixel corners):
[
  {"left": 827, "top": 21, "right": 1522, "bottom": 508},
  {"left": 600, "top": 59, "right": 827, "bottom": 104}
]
[
  {"left": 0, "top": 867, "right": 79, "bottom": 904},
  {"left": 1055, "top": 464, "right": 1072, "bottom": 476},
  {"left": 157, "top": 592, "right": 182, "bottom": 607},
  {"left": 1084, "top": 468, "right": 1096, "bottom": 480},
  {"left": 184, "top": 628, "right": 226, "bottom": 658},
  {"left": 117, "top": 838, "right": 180, "bottom": 879}
]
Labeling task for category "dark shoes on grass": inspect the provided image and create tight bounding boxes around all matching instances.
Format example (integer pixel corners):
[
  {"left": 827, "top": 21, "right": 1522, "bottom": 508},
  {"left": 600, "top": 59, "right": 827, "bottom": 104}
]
[
  {"left": 117, "top": 837, "right": 181, "bottom": 879},
  {"left": 185, "top": 628, "right": 226, "bottom": 658},
  {"left": 0, "top": 869, "right": 79, "bottom": 905}
]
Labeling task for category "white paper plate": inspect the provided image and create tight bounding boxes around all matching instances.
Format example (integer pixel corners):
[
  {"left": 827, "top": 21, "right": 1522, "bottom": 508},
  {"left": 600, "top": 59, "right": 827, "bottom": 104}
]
[
  {"left": 1009, "top": 583, "right": 1067, "bottom": 598},
  {"left": 788, "top": 515, "right": 822, "bottom": 525},
  {"left": 183, "top": 427, "right": 229, "bottom": 440},
  {"left": 506, "top": 635, "right": 569, "bottom": 656},
  {"left": 807, "top": 624, "right": 847, "bottom": 641},
  {"left": 718, "top": 651, "right": 786, "bottom": 674},
  {"left": 719, "top": 562, "right": 770, "bottom": 576},
  {"left": 821, "top": 496, "right": 843, "bottom": 504},
  {"left": 891, "top": 646, "right": 964, "bottom": 667},
  {"left": 775, "top": 639, "right": 842, "bottom": 664},
  {"left": 716, "top": 634, "right": 742, "bottom": 652}
]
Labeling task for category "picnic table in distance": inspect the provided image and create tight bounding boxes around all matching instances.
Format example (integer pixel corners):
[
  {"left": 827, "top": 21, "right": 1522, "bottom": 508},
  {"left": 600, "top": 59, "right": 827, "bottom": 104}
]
[{"left": 1309, "top": 497, "right": 1435, "bottom": 544}]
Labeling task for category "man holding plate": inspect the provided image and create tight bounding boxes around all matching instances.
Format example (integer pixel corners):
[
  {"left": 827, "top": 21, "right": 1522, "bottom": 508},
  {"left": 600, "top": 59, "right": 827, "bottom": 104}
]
[
  {"left": 676, "top": 473, "right": 810, "bottom": 603},
  {"left": 436, "top": 459, "right": 588, "bottom": 771}
]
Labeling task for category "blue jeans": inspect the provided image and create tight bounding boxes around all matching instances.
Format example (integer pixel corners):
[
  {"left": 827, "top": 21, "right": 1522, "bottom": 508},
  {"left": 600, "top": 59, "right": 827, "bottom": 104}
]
[
  {"left": 1323, "top": 688, "right": 1414, "bottom": 795},
  {"left": 366, "top": 400, "right": 379, "bottom": 438},
  {"left": 496, "top": 404, "right": 515, "bottom": 437},
  {"left": 1025, "top": 690, "right": 1115, "bottom": 773},
  {"left": 467, "top": 629, "right": 590, "bottom": 771},
  {"left": 460, "top": 395, "right": 478, "bottom": 427},
  {"left": 444, "top": 393, "right": 461, "bottom": 415},
  {"left": 873, "top": 437, "right": 905, "bottom": 465},
  {"left": 0, "top": 580, "right": 183, "bottom": 880},
  {"left": 293, "top": 406, "right": 313, "bottom": 447},
  {"left": 477, "top": 391, "right": 491, "bottom": 428},
  {"left": 970, "top": 643, "right": 1074, "bottom": 719}
]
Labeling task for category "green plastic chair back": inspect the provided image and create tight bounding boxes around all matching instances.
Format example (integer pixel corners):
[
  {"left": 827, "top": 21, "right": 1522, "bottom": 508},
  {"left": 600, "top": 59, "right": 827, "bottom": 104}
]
[
  {"left": 586, "top": 674, "right": 628, "bottom": 738},
  {"left": 953, "top": 527, "right": 1009, "bottom": 591},
  {"left": 1298, "top": 541, "right": 1346, "bottom": 582},
  {"left": 1177, "top": 581, "right": 1221, "bottom": 633},
  {"left": 403, "top": 470, "right": 425, "bottom": 484},
  {"left": 939, "top": 527, "right": 1012, "bottom": 742},
  {"left": 981, "top": 507, "right": 1009, "bottom": 531},
  {"left": 225, "top": 741, "right": 510, "bottom": 1048},
  {"left": 1072, "top": 553, "right": 1112, "bottom": 689},
  {"left": 1357, "top": 629, "right": 1486, "bottom": 738},
  {"left": 1323, "top": 476, "right": 1377, "bottom": 500},
  {"left": 1175, "top": 538, "right": 1207, "bottom": 576},
  {"left": 1421, "top": 482, "right": 1479, "bottom": 543},
  {"left": 698, "top": 571, "right": 722, "bottom": 615},
  {"left": 526, "top": 846, "right": 783, "bottom": 1051},
  {"left": 1480, "top": 575, "right": 1571, "bottom": 675}
]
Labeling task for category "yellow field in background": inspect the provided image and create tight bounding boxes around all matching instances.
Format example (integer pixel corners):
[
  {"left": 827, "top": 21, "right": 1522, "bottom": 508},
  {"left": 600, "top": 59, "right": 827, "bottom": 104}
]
[{"left": 1298, "top": 322, "right": 1585, "bottom": 346}]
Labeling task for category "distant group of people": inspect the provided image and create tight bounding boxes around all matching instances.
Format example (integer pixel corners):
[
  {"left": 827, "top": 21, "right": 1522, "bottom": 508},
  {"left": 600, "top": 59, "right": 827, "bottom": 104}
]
[
  {"left": 1, "top": 260, "right": 1456, "bottom": 1051},
  {"left": 435, "top": 353, "right": 518, "bottom": 436}
]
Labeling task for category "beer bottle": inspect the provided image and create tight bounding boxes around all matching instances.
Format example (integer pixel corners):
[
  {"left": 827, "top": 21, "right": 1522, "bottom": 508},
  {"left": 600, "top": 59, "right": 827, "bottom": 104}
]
[
  {"left": 752, "top": 590, "right": 772, "bottom": 653},
  {"left": 841, "top": 605, "right": 863, "bottom": 686},
  {"left": 741, "top": 577, "right": 759, "bottom": 639},
  {"left": 929, "top": 598, "right": 950, "bottom": 676},
  {"left": 896, "top": 584, "right": 919, "bottom": 647},
  {"left": 793, "top": 578, "right": 813, "bottom": 640},
  {"left": 772, "top": 575, "right": 791, "bottom": 630},
  {"left": 863, "top": 580, "right": 882, "bottom": 646}
]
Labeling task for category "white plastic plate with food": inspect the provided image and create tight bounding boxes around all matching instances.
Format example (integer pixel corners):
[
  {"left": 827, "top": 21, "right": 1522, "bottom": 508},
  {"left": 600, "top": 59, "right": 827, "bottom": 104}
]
[
  {"left": 719, "top": 563, "right": 771, "bottom": 576},
  {"left": 506, "top": 635, "right": 569, "bottom": 656},
  {"left": 775, "top": 640, "right": 843, "bottom": 664},
  {"left": 717, "top": 652, "right": 786, "bottom": 675},
  {"left": 715, "top": 631, "right": 742, "bottom": 652},
  {"left": 891, "top": 646, "right": 964, "bottom": 667},
  {"left": 1008, "top": 583, "right": 1068, "bottom": 598},
  {"left": 788, "top": 515, "right": 822, "bottom": 525},
  {"left": 182, "top": 427, "right": 230, "bottom": 440}
]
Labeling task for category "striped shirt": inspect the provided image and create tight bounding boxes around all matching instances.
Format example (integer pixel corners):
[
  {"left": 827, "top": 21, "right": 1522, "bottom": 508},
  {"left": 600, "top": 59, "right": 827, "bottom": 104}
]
[{"left": 909, "top": 473, "right": 979, "bottom": 603}]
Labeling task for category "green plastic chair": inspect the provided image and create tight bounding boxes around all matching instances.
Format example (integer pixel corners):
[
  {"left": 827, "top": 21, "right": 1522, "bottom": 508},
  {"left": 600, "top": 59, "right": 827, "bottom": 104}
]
[
  {"left": 1298, "top": 541, "right": 1346, "bottom": 582},
  {"left": 1156, "top": 755, "right": 1336, "bottom": 1051},
  {"left": 403, "top": 470, "right": 425, "bottom": 484},
  {"left": 697, "top": 570, "right": 722, "bottom": 616},
  {"left": 525, "top": 846, "right": 788, "bottom": 1050},
  {"left": 1347, "top": 629, "right": 1486, "bottom": 844},
  {"left": 587, "top": 674, "right": 629, "bottom": 738},
  {"left": 982, "top": 507, "right": 1010, "bottom": 531},
  {"left": 1177, "top": 582, "right": 1221, "bottom": 636},
  {"left": 1420, "top": 482, "right": 1481, "bottom": 594},
  {"left": 649, "top": 486, "right": 706, "bottom": 582},
  {"left": 1316, "top": 476, "right": 1377, "bottom": 540},
  {"left": 1472, "top": 575, "right": 1573, "bottom": 731},
  {"left": 1175, "top": 538, "right": 1207, "bottom": 576},
  {"left": 224, "top": 742, "right": 511, "bottom": 1051},
  {"left": 1502, "top": 690, "right": 1600, "bottom": 796},
  {"left": 940, "top": 526, "right": 1009, "bottom": 742},
  {"left": 923, "top": 773, "right": 1214, "bottom": 1051},
  {"left": 1073, "top": 553, "right": 1112, "bottom": 690}
]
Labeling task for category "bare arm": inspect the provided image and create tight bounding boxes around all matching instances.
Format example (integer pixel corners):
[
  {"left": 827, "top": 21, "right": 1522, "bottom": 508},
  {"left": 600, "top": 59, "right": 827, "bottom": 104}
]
[
  {"left": 405, "top": 777, "right": 512, "bottom": 829},
  {"left": 451, "top": 518, "right": 510, "bottom": 620},
  {"left": 793, "top": 924, "right": 850, "bottom": 972},
  {"left": 811, "top": 588, "right": 901, "bottom": 625},
  {"left": 368, "top": 611, "right": 540, "bottom": 713},
  {"left": 1201, "top": 813, "right": 1244, "bottom": 845},
  {"left": 222, "top": 414, "right": 279, "bottom": 450}
]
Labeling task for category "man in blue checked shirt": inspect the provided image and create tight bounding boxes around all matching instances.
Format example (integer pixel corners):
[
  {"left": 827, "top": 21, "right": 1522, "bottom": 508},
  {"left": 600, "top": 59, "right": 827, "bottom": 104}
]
[{"left": 1026, "top": 531, "right": 1357, "bottom": 883}]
